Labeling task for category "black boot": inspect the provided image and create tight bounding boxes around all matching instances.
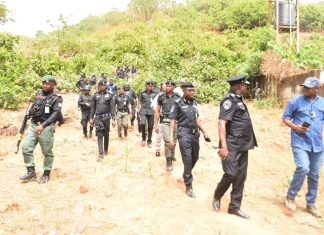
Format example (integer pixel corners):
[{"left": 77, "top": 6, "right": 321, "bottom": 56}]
[
  {"left": 20, "top": 166, "right": 36, "bottom": 181},
  {"left": 185, "top": 183, "right": 196, "bottom": 198},
  {"left": 166, "top": 158, "right": 173, "bottom": 171},
  {"left": 38, "top": 170, "right": 50, "bottom": 184},
  {"left": 89, "top": 127, "right": 93, "bottom": 138},
  {"left": 124, "top": 127, "right": 128, "bottom": 137},
  {"left": 83, "top": 127, "right": 88, "bottom": 138}
]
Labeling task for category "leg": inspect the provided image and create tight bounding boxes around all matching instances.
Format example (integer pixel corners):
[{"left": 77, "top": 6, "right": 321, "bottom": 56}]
[
  {"left": 122, "top": 112, "right": 128, "bottom": 137},
  {"left": 22, "top": 123, "right": 38, "bottom": 168},
  {"left": 81, "top": 111, "right": 88, "bottom": 137},
  {"left": 306, "top": 150, "right": 323, "bottom": 206},
  {"left": 178, "top": 131, "right": 193, "bottom": 185},
  {"left": 287, "top": 147, "right": 310, "bottom": 200},
  {"left": 38, "top": 125, "right": 55, "bottom": 171},
  {"left": 141, "top": 114, "right": 147, "bottom": 142},
  {"left": 214, "top": 151, "right": 240, "bottom": 200},
  {"left": 191, "top": 132, "right": 200, "bottom": 169},
  {"left": 103, "top": 117, "right": 110, "bottom": 153},
  {"left": 229, "top": 151, "right": 248, "bottom": 210},
  {"left": 147, "top": 115, "right": 154, "bottom": 145}
]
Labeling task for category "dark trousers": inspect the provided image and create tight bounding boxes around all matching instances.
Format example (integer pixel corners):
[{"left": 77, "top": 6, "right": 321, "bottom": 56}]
[
  {"left": 214, "top": 150, "right": 248, "bottom": 210},
  {"left": 81, "top": 110, "right": 93, "bottom": 136},
  {"left": 141, "top": 114, "right": 154, "bottom": 143},
  {"left": 178, "top": 128, "right": 200, "bottom": 185},
  {"left": 130, "top": 105, "right": 136, "bottom": 126},
  {"left": 95, "top": 116, "right": 110, "bottom": 155}
]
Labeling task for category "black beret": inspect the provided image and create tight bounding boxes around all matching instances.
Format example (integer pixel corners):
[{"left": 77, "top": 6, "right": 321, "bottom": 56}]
[
  {"left": 165, "top": 80, "right": 176, "bottom": 86},
  {"left": 98, "top": 79, "right": 107, "bottom": 85},
  {"left": 227, "top": 74, "right": 250, "bottom": 85},
  {"left": 146, "top": 80, "right": 154, "bottom": 85},
  {"left": 181, "top": 82, "right": 194, "bottom": 88}
]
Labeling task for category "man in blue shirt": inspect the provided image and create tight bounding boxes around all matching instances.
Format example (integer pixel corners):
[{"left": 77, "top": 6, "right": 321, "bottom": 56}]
[{"left": 283, "top": 77, "right": 324, "bottom": 218}]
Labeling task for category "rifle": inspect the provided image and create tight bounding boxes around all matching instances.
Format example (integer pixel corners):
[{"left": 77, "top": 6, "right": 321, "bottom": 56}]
[{"left": 15, "top": 101, "right": 31, "bottom": 154}]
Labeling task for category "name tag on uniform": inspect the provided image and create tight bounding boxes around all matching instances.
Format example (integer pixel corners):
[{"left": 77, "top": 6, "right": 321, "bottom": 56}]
[
  {"left": 45, "top": 106, "right": 50, "bottom": 113},
  {"left": 124, "top": 101, "right": 126, "bottom": 105}
]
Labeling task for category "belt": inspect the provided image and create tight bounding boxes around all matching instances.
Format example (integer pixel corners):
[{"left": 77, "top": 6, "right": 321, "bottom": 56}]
[
  {"left": 96, "top": 113, "right": 110, "bottom": 118},
  {"left": 178, "top": 126, "right": 199, "bottom": 134}
]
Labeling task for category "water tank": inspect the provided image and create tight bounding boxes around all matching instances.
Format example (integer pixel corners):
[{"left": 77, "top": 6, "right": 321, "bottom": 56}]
[{"left": 278, "top": 1, "right": 296, "bottom": 26}]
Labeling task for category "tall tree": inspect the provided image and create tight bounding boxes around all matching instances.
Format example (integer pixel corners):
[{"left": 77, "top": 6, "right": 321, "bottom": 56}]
[
  {"left": 0, "top": 2, "right": 9, "bottom": 24},
  {"left": 128, "top": 0, "right": 159, "bottom": 21}
]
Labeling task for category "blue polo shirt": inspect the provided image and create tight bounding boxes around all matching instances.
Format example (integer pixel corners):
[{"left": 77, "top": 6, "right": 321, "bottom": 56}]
[{"left": 283, "top": 95, "right": 324, "bottom": 153}]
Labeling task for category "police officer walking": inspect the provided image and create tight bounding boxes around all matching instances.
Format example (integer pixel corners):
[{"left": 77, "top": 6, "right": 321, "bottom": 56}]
[
  {"left": 20, "top": 75, "right": 63, "bottom": 184},
  {"left": 169, "top": 82, "right": 209, "bottom": 198},
  {"left": 76, "top": 72, "right": 89, "bottom": 90},
  {"left": 154, "top": 80, "right": 180, "bottom": 171},
  {"left": 90, "top": 79, "right": 116, "bottom": 160},
  {"left": 78, "top": 85, "right": 93, "bottom": 138},
  {"left": 123, "top": 83, "right": 137, "bottom": 129},
  {"left": 138, "top": 80, "right": 158, "bottom": 148},
  {"left": 113, "top": 87, "right": 132, "bottom": 139},
  {"left": 212, "top": 74, "right": 257, "bottom": 219}
]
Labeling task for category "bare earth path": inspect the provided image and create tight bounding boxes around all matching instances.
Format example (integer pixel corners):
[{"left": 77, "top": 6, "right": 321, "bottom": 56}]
[{"left": 0, "top": 93, "right": 323, "bottom": 234}]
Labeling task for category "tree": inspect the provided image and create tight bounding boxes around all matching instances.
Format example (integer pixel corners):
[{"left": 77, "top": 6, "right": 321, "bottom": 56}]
[
  {"left": 0, "top": 2, "right": 10, "bottom": 24},
  {"left": 128, "top": 0, "right": 159, "bottom": 21}
]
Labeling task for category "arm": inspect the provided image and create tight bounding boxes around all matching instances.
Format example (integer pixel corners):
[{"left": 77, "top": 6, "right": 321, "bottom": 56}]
[
  {"left": 89, "top": 95, "right": 96, "bottom": 127},
  {"left": 283, "top": 119, "right": 307, "bottom": 133},
  {"left": 168, "top": 119, "right": 176, "bottom": 150},
  {"left": 218, "top": 119, "right": 228, "bottom": 160},
  {"left": 197, "top": 117, "right": 208, "bottom": 139},
  {"left": 154, "top": 105, "right": 161, "bottom": 133}
]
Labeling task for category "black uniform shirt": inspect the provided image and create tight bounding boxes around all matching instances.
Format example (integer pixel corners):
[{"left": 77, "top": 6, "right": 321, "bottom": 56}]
[
  {"left": 140, "top": 90, "right": 158, "bottom": 115},
  {"left": 157, "top": 92, "right": 181, "bottom": 117},
  {"left": 124, "top": 89, "right": 137, "bottom": 106},
  {"left": 30, "top": 90, "right": 63, "bottom": 128},
  {"left": 169, "top": 97, "right": 199, "bottom": 129},
  {"left": 90, "top": 91, "right": 115, "bottom": 118},
  {"left": 78, "top": 93, "right": 92, "bottom": 111},
  {"left": 219, "top": 92, "right": 257, "bottom": 151},
  {"left": 114, "top": 95, "right": 131, "bottom": 112}
]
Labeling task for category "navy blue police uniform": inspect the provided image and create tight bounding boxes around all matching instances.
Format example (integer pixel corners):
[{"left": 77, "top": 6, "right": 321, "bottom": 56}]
[
  {"left": 90, "top": 79, "right": 115, "bottom": 158},
  {"left": 169, "top": 82, "right": 200, "bottom": 187},
  {"left": 213, "top": 74, "right": 257, "bottom": 217}
]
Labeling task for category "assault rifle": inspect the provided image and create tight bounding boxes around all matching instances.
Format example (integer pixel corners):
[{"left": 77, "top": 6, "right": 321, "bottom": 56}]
[{"left": 15, "top": 101, "right": 31, "bottom": 154}]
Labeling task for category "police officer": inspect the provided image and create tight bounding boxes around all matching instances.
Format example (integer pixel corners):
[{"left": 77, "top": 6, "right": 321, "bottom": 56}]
[
  {"left": 138, "top": 80, "right": 158, "bottom": 147},
  {"left": 113, "top": 87, "right": 132, "bottom": 139},
  {"left": 78, "top": 85, "right": 93, "bottom": 138},
  {"left": 169, "top": 82, "right": 209, "bottom": 198},
  {"left": 123, "top": 83, "right": 137, "bottom": 129},
  {"left": 212, "top": 74, "right": 257, "bottom": 219},
  {"left": 90, "top": 72, "right": 97, "bottom": 86},
  {"left": 76, "top": 72, "right": 89, "bottom": 89},
  {"left": 20, "top": 75, "right": 63, "bottom": 184},
  {"left": 154, "top": 80, "right": 180, "bottom": 171},
  {"left": 90, "top": 79, "right": 116, "bottom": 160}
]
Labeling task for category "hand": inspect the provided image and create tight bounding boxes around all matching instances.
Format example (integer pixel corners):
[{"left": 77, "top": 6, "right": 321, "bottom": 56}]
[
  {"left": 154, "top": 126, "right": 159, "bottom": 133},
  {"left": 34, "top": 125, "right": 44, "bottom": 135},
  {"left": 203, "top": 133, "right": 211, "bottom": 142},
  {"left": 168, "top": 139, "right": 175, "bottom": 151},
  {"left": 218, "top": 147, "right": 228, "bottom": 161},
  {"left": 129, "top": 114, "right": 132, "bottom": 119},
  {"left": 294, "top": 124, "right": 308, "bottom": 134},
  {"left": 89, "top": 119, "right": 94, "bottom": 127}
]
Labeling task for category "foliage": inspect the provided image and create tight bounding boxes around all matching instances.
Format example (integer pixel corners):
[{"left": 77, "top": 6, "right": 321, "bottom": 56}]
[
  {"left": 0, "top": 2, "right": 9, "bottom": 24},
  {"left": 300, "top": 3, "right": 324, "bottom": 32},
  {"left": 252, "top": 98, "right": 278, "bottom": 109},
  {"left": 1, "top": 0, "right": 321, "bottom": 109}
]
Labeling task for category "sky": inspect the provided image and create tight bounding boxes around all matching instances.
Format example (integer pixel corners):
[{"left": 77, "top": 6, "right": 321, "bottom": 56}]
[
  {"left": 0, "top": 0, "right": 129, "bottom": 36},
  {"left": 0, "top": 0, "right": 322, "bottom": 37}
]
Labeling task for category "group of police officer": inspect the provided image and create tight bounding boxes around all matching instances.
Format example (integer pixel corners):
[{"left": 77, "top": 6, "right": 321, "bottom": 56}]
[{"left": 20, "top": 73, "right": 257, "bottom": 219}]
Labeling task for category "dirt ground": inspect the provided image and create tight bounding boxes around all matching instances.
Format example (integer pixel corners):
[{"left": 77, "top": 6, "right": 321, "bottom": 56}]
[{"left": 0, "top": 93, "right": 323, "bottom": 235}]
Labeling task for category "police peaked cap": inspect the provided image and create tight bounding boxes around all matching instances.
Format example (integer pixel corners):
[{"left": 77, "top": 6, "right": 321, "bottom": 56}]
[
  {"left": 165, "top": 80, "right": 176, "bottom": 86},
  {"left": 181, "top": 82, "right": 194, "bottom": 88},
  {"left": 227, "top": 74, "right": 250, "bottom": 85},
  {"left": 98, "top": 79, "right": 107, "bottom": 85},
  {"left": 42, "top": 75, "right": 57, "bottom": 84}
]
